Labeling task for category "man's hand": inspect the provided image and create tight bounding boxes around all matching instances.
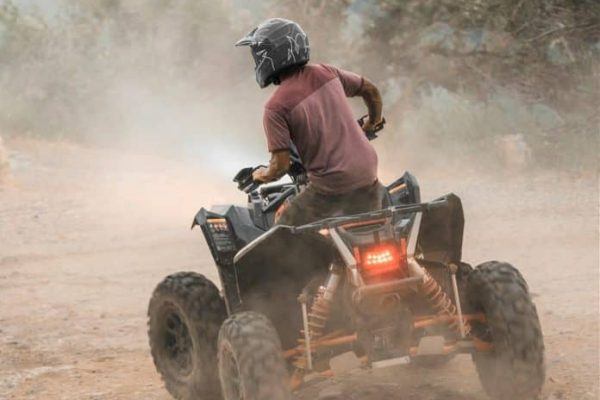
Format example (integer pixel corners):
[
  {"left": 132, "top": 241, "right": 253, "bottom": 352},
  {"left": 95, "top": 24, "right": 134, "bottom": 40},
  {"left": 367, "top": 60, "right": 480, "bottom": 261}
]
[
  {"left": 252, "top": 166, "right": 269, "bottom": 182},
  {"left": 361, "top": 117, "right": 383, "bottom": 134}
]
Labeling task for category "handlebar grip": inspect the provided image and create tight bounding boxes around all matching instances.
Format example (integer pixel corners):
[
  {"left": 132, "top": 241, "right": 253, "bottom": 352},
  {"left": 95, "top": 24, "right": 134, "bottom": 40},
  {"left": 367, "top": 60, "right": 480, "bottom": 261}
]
[
  {"left": 234, "top": 165, "right": 265, "bottom": 193},
  {"left": 358, "top": 115, "right": 386, "bottom": 140}
]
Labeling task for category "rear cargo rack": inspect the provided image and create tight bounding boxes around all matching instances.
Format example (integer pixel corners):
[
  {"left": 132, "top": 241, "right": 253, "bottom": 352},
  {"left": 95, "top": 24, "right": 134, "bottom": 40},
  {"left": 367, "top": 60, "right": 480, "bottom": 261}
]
[{"left": 290, "top": 199, "right": 447, "bottom": 233}]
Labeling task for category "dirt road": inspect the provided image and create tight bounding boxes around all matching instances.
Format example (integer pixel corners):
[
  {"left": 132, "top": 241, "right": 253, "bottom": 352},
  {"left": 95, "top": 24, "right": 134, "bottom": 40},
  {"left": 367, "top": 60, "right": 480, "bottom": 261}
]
[{"left": 0, "top": 139, "right": 597, "bottom": 399}]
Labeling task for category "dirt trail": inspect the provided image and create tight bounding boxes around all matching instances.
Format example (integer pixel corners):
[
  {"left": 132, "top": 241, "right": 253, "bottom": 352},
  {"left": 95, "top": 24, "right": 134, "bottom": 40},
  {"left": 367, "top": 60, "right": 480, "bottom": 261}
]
[{"left": 0, "top": 139, "right": 598, "bottom": 400}]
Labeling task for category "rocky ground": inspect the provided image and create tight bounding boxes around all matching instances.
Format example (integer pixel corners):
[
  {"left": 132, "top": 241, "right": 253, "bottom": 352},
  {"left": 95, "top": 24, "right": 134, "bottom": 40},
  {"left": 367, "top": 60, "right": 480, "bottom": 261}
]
[{"left": 0, "top": 138, "right": 598, "bottom": 399}]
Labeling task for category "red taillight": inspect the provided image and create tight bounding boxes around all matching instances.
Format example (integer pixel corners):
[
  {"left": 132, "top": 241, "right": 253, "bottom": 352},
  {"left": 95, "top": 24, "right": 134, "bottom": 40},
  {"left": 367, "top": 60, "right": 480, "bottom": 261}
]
[
  {"left": 358, "top": 240, "right": 408, "bottom": 282},
  {"left": 364, "top": 245, "right": 398, "bottom": 267}
]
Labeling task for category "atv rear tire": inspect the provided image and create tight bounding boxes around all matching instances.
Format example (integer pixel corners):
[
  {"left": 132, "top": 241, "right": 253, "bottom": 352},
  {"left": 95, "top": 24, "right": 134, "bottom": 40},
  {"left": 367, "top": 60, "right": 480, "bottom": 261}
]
[
  {"left": 218, "top": 311, "right": 291, "bottom": 400},
  {"left": 148, "top": 272, "right": 226, "bottom": 400},
  {"left": 467, "top": 261, "right": 545, "bottom": 400}
]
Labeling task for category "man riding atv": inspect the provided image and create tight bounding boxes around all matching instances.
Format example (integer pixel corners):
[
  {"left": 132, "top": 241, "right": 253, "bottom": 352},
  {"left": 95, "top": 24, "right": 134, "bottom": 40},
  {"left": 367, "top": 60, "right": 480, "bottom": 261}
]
[{"left": 236, "top": 18, "right": 386, "bottom": 225}]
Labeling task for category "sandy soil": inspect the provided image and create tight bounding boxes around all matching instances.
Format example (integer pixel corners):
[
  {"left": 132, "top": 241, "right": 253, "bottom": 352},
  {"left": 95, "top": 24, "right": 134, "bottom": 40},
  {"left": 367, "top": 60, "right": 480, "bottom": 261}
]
[{"left": 0, "top": 138, "right": 598, "bottom": 400}]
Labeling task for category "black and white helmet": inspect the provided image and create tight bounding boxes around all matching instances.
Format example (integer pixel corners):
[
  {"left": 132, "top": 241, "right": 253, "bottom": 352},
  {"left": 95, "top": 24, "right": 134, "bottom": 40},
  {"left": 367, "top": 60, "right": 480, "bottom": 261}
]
[{"left": 236, "top": 18, "right": 310, "bottom": 88}]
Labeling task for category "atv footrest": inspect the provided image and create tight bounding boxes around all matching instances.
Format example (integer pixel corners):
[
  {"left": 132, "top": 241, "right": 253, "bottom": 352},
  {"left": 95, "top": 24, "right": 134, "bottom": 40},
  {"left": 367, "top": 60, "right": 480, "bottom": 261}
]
[{"left": 371, "top": 356, "right": 411, "bottom": 369}]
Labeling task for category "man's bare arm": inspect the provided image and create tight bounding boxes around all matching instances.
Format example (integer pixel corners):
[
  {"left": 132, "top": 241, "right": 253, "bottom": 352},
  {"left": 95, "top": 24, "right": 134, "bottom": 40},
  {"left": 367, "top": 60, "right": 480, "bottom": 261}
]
[
  {"left": 252, "top": 149, "right": 290, "bottom": 182},
  {"left": 357, "top": 78, "right": 383, "bottom": 132}
]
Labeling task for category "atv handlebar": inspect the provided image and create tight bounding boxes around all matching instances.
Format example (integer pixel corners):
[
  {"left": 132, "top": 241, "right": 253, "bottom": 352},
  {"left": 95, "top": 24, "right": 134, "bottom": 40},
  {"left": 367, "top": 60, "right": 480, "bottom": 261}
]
[{"left": 233, "top": 165, "right": 265, "bottom": 193}]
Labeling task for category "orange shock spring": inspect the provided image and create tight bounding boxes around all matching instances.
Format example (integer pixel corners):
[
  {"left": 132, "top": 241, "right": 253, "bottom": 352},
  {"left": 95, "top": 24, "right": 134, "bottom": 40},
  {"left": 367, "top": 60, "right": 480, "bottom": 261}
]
[
  {"left": 293, "top": 287, "right": 332, "bottom": 369},
  {"left": 421, "top": 271, "right": 469, "bottom": 336},
  {"left": 307, "top": 288, "right": 331, "bottom": 339},
  {"left": 293, "top": 266, "right": 342, "bottom": 370}
]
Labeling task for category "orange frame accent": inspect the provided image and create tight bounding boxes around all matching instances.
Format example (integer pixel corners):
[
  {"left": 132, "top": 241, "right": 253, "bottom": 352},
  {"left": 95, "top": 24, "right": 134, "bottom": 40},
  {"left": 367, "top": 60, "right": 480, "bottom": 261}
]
[
  {"left": 340, "top": 218, "right": 387, "bottom": 230},
  {"left": 389, "top": 183, "right": 407, "bottom": 194}
]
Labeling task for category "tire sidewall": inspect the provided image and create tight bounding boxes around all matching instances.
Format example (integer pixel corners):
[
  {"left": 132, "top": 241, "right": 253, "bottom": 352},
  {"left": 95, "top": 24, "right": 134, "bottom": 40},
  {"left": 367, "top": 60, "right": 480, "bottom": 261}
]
[
  {"left": 148, "top": 272, "right": 226, "bottom": 400},
  {"left": 466, "top": 261, "right": 545, "bottom": 400},
  {"left": 217, "top": 311, "right": 291, "bottom": 400}
]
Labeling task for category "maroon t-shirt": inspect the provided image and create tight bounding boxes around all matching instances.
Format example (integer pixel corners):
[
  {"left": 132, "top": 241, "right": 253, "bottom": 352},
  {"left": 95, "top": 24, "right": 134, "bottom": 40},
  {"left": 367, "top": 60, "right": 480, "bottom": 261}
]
[{"left": 263, "top": 64, "right": 378, "bottom": 194}]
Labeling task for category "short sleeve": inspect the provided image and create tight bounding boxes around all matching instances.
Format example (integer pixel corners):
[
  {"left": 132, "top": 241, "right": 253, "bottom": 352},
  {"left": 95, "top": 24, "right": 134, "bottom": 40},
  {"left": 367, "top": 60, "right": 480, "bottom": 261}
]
[
  {"left": 325, "top": 64, "right": 364, "bottom": 97},
  {"left": 263, "top": 108, "right": 291, "bottom": 152}
]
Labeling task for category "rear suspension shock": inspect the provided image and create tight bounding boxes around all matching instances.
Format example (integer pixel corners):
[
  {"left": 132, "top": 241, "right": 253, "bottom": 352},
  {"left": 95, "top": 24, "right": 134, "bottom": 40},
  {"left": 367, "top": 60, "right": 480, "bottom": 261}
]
[
  {"left": 293, "top": 265, "right": 342, "bottom": 370},
  {"left": 420, "top": 270, "right": 469, "bottom": 336}
]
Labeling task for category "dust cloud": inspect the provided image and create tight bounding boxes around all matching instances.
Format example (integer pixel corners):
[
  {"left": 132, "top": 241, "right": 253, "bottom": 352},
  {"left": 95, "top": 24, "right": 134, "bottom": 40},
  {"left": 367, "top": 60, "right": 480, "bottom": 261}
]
[
  {"left": 0, "top": 1, "right": 274, "bottom": 180},
  {"left": 1, "top": 1, "right": 598, "bottom": 177}
]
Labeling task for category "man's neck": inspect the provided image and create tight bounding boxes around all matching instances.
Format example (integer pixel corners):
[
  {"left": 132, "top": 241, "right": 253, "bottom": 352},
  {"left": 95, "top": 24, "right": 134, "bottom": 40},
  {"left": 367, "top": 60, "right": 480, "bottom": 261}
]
[{"left": 278, "top": 64, "right": 305, "bottom": 83}]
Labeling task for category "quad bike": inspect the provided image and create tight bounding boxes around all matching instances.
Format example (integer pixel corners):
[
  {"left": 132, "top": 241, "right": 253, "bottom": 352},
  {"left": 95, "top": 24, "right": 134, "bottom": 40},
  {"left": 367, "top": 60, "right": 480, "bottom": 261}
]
[{"left": 147, "top": 118, "right": 545, "bottom": 400}]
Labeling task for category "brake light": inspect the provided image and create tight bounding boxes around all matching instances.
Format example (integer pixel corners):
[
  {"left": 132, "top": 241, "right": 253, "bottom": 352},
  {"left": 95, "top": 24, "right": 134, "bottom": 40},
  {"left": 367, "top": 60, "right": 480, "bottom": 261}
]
[
  {"left": 358, "top": 240, "right": 408, "bottom": 282},
  {"left": 364, "top": 245, "right": 398, "bottom": 267}
]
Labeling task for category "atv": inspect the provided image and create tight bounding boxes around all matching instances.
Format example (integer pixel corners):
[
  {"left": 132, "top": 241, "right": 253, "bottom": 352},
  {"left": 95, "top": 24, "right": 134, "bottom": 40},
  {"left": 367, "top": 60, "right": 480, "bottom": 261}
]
[{"left": 147, "top": 118, "right": 545, "bottom": 400}]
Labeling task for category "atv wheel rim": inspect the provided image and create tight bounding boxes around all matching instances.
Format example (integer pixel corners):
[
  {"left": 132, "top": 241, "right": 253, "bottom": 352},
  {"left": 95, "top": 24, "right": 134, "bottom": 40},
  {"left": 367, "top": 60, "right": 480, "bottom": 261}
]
[
  {"left": 162, "top": 306, "right": 194, "bottom": 376},
  {"left": 221, "top": 344, "right": 243, "bottom": 400}
]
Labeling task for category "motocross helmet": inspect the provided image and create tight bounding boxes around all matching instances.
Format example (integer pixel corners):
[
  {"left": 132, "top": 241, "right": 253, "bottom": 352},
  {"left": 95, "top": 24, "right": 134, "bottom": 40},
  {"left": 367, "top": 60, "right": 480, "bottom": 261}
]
[{"left": 235, "top": 18, "right": 310, "bottom": 88}]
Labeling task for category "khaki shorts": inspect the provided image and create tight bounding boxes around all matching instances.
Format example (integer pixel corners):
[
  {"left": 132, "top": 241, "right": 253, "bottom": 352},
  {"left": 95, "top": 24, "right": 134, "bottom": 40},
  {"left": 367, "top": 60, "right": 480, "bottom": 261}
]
[{"left": 276, "top": 181, "right": 385, "bottom": 227}]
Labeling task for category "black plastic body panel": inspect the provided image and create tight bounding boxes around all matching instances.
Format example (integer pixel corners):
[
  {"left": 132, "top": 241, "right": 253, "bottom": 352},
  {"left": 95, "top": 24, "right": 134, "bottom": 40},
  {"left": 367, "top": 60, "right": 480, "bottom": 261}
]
[
  {"left": 338, "top": 223, "right": 397, "bottom": 247},
  {"left": 386, "top": 171, "right": 421, "bottom": 206},
  {"left": 193, "top": 205, "right": 265, "bottom": 245},
  {"left": 417, "top": 193, "right": 464, "bottom": 265},
  {"left": 193, "top": 206, "right": 265, "bottom": 313},
  {"left": 233, "top": 227, "right": 335, "bottom": 348}
]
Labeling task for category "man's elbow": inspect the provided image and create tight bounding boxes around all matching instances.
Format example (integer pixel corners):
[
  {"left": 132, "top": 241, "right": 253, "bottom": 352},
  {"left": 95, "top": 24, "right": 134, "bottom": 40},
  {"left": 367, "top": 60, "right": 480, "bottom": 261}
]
[{"left": 359, "top": 78, "right": 381, "bottom": 99}]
